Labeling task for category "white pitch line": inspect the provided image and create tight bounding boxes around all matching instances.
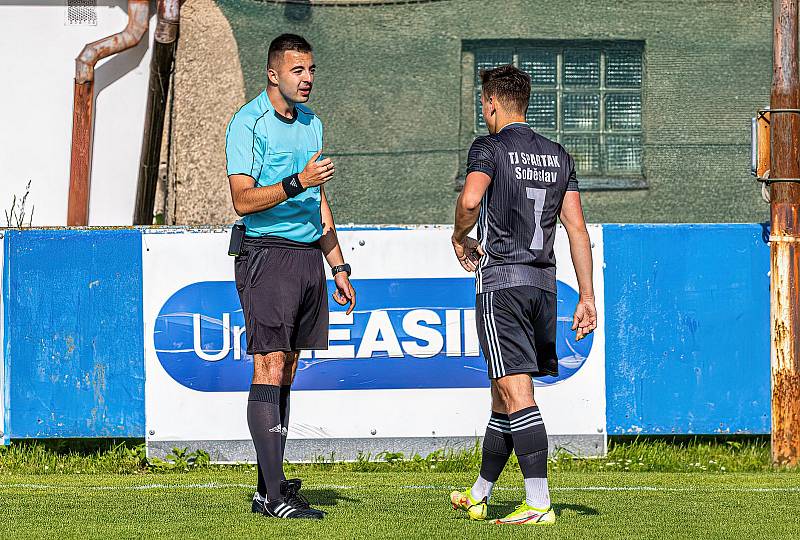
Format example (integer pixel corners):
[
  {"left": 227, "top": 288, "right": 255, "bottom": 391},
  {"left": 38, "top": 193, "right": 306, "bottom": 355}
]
[
  {"left": 0, "top": 483, "right": 799, "bottom": 494},
  {"left": 0, "top": 482, "right": 254, "bottom": 491},
  {"left": 399, "top": 485, "right": 800, "bottom": 493}
]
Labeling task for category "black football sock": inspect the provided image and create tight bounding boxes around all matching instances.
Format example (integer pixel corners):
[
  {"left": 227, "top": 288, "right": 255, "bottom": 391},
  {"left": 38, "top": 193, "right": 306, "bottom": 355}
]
[
  {"left": 510, "top": 406, "right": 550, "bottom": 509},
  {"left": 247, "top": 384, "right": 284, "bottom": 502},
  {"left": 279, "top": 384, "right": 291, "bottom": 481},
  {"left": 472, "top": 411, "right": 514, "bottom": 501}
]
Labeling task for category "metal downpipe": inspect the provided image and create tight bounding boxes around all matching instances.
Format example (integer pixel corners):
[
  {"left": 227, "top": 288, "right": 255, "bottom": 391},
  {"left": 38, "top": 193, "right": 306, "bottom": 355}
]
[
  {"left": 67, "top": 0, "right": 150, "bottom": 226},
  {"left": 133, "top": 0, "right": 184, "bottom": 225}
]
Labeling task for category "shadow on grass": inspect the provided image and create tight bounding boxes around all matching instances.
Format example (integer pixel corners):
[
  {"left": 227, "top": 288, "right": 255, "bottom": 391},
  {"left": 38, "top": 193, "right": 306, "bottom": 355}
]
[
  {"left": 553, "top": 503, "right": 600, "bottom": 517},
  {"left": 492, "top": 501, "right": 599, "bottom": 518},
  {"left": 242, "top": 488, "right": 360, "bottom": 509},
  {"left": 304, "top": 488, "right": 361, "bottom": 508}
]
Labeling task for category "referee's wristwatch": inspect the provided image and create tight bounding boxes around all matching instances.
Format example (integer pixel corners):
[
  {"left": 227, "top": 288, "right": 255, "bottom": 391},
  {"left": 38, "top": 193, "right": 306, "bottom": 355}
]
[{"left": 331, "top": 263, "right": 351, "bottom": 278}]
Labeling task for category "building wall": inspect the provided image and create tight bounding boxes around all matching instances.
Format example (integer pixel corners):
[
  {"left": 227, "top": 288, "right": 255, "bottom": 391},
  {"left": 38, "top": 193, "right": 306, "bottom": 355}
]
[
  {"left": 0, "top": 1, "right": 774, "bottom": 226},
  {"left": 0, "top": 1, "right": 158, "bottom": 226},
  {"left": 198, "top": 0, "right": 772, "bottom": 224}
]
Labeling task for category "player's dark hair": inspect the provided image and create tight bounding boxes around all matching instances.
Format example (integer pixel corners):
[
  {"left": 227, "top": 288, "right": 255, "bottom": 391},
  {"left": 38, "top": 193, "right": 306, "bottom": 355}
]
[
  {"left": 268, "top": 34, "right": 313, "bottom": 68},
  {"left": 480, "top": 65, "right": 531, "bottom": 116}
]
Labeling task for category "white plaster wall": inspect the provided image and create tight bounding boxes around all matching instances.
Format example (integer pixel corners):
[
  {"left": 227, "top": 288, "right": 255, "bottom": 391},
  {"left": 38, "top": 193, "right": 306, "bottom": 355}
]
[{"left": 0, "top": 1, "right": 156, "bottom": 225}]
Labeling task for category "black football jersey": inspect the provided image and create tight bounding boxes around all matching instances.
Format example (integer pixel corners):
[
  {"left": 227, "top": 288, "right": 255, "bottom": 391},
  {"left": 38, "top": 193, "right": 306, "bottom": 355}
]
[{"left": 466, "top": 122, "right": 579, "bottom": 294}]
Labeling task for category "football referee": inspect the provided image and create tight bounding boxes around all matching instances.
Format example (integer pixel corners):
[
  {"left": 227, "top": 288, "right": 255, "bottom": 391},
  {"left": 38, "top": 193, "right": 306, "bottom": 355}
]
[
  {"left": 449, "top": 65, "right": 597, "bottom": 526},
  {"left": 225, "top": 34, "right": 355, "bottom": 520}
]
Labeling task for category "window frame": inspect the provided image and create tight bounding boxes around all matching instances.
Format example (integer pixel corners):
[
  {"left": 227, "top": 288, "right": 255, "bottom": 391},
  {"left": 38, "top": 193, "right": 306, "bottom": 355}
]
[{"left": 463, "top": 40, "right": 647, "bottom": 191}]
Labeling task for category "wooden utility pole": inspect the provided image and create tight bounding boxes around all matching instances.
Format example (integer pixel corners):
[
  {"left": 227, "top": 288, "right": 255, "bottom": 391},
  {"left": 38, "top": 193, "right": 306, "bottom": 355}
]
[{"left": 770, "top": 0, "right": 800, "bottom": 467}]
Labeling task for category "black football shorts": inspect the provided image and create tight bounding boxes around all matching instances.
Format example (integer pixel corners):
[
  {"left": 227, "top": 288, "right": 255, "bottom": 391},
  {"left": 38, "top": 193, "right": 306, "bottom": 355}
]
[
  {"left": 476, "top": 285, "right": 557, "bottom": 379},
  {"left": 234, "top": 236, "right": 329, "bottom": 355}
]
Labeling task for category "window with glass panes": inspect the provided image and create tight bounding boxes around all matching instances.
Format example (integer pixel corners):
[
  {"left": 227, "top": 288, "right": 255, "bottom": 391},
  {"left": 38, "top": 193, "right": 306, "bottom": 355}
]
[{"left": 474, "top": 44, "right": 643, "bottom": 178}]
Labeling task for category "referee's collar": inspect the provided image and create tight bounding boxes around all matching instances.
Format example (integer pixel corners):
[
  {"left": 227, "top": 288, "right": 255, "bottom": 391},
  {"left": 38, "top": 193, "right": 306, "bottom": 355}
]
[
  {"left": 274, "top": 108, "right": 298, "bottom": 124},
  {"left": 257, "top": 89, "right": 299, "bottom": 124}
]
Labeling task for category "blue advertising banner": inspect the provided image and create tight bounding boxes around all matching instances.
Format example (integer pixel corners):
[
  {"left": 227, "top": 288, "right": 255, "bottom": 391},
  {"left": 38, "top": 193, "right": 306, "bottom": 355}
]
[
  {"left": 604, "top": 224, "right": 770, "bottom": 435},
  {"left": 142, "top": 227, "right": 607, "bottom": 458},
  {"left": 3, "top": 229, "right": 145, "bottom": 438},
  {"left": 154, "top": 278, "right": 593, "bottom": 391},
  {"left": 0, "top": 224, "right": 768, "bottom": 447}
]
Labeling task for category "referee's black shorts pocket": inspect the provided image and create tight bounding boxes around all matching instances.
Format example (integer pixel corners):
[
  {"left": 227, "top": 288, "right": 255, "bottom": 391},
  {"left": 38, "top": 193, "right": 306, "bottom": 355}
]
[{"left": 234, "top": 252, "right": 250, "bottom": 293}]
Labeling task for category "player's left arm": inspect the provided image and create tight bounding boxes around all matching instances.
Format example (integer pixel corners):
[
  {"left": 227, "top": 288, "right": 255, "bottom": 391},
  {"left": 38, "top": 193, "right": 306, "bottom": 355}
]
[
  {"left": 453, "top": 137, "right": 495, "bottom": 272},
  {"left": 319, "top": 187, "right": 355, "bottom": 315},
  {"left": 559, "top": 185, "right": 597, "bottom": 340},
  {"left": 453, "top": 172, "right": 490, "bottom": 271}
]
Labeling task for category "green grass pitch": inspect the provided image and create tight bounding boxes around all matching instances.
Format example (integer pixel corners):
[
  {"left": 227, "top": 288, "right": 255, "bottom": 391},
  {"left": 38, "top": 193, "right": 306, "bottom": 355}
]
[{"left": 1, "top": 468, "right": 798, "bottom": 539}]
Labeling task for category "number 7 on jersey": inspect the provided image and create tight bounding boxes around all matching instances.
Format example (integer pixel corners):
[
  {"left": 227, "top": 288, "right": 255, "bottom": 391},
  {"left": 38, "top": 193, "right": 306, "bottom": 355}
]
[{"left": 526, "top": 187, "right": 546, "bottom": 251}]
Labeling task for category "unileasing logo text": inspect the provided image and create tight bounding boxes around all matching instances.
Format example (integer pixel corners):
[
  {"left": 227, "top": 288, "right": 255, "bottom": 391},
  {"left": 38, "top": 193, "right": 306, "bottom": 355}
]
[{"left": 187, "top": 309, "right": 480, "bottom": 362}]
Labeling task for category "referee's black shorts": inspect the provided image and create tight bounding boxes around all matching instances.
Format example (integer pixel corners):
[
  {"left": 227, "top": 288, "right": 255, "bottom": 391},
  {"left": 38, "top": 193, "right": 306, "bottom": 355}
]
[
  {"left": 476, "top": 285, "right": 558, "bottom": 379},
  {"left": 234, "top": 236, "right": 329, "bottom": 355}
]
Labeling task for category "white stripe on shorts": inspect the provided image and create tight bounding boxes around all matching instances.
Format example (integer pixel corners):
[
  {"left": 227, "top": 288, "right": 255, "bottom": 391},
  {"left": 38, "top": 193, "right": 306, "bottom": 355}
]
[
  {"left": 486, "top": 291, "right": 505, "bottom": 377},
  {"left": 481, "top": 294, "right": 494, "bottom": 375},
  {"left": 483, "top": 293, "right": 501, "bottom": 377}
]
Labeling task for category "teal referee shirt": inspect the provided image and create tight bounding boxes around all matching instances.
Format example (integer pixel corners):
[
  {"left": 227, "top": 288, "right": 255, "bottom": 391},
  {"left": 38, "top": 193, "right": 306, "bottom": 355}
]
[{"left": 225, "top": 89, "right": 324, "bottom": 243}]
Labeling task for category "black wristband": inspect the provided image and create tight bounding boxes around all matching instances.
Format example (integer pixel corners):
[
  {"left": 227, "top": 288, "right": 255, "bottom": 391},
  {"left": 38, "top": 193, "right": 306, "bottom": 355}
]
[
  {"left": 282, "top": 173, "right": 306, "bottom": 198},
  {"left": 331, "top": 263, "right": 351, "bottom": 278}
]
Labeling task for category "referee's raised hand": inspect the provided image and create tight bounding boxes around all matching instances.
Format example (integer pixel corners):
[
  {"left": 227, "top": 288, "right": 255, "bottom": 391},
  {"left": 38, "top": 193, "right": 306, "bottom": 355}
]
[{"left": 298, "top": 149, "right": 335, "bottom": 188}]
